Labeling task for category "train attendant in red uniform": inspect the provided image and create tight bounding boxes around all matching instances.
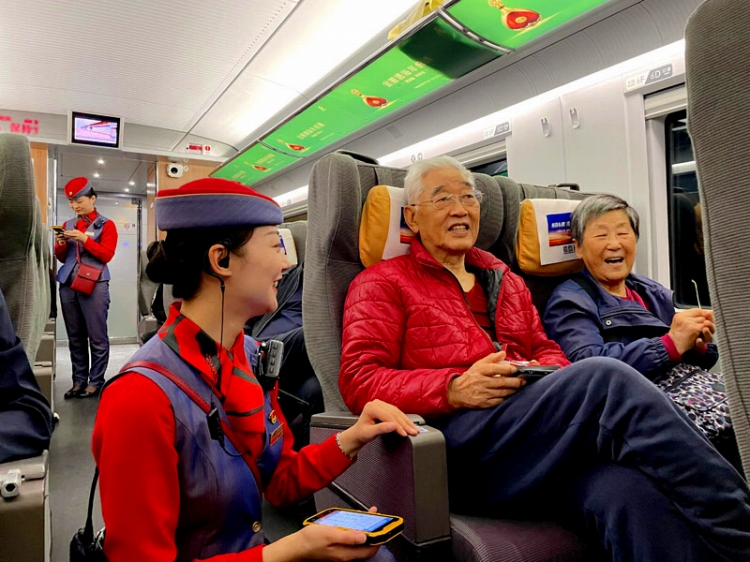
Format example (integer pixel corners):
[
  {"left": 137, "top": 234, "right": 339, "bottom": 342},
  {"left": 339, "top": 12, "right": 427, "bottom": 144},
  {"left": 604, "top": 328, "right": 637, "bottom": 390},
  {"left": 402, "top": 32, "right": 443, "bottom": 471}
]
[
  {"left": 54, "top": 177, "right": 117, "bottom": 399},
  {"left": 92, "top": 178, "right": 417, "bottom": 562}
]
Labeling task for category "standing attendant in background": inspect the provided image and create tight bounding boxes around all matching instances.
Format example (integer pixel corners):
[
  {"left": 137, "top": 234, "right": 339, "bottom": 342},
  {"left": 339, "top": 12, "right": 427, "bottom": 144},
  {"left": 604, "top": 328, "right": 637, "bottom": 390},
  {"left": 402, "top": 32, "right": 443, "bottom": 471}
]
[{"left": 54, "top": 177, "right": 118, "bottom": 399}]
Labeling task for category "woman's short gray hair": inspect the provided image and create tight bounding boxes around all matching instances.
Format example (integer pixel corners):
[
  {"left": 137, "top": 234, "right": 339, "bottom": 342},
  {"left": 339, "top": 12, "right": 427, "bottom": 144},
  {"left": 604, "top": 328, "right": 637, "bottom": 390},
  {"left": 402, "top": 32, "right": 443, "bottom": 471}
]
[
  {"left": 571, "top": 194, "right": 640, "bottom": 242},
  {"left": 404, "top": 156, "right": 475, "bottom": 204}
]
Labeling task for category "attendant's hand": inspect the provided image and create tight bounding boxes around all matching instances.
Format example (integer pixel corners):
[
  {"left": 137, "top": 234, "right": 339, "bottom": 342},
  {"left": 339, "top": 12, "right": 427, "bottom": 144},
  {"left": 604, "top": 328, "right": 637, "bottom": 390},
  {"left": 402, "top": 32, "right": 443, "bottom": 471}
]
[
  {"left": 668, "top": 309, "right": 714, "bottom": 355},
  {"left": 447, "top": 351, "right": 525, "bottom": 410},
  {"left": 337, "top": 400, "right": 420, "bottom": 458},
  {"left": 54, "top": 231, "right": 67, "bottom": 245},
  {"left": 263, "top": 509, "right": 382, "bottom": 561},
  {"left": 64, "top": 229, "right": 87, "bottom": 243}
]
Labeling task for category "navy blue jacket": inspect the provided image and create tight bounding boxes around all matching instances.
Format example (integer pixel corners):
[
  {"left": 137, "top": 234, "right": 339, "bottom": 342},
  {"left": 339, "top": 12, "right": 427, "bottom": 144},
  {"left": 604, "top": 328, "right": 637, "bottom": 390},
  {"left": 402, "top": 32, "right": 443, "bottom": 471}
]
[
  {"left": 247, "top": 263, "right": 303, "bottom": 340},
  {"left": 0, "top": 288, "right": 53, "bottom": 463},
  {"left": 543, "top": 269, "right": 718, "bottom": 380}
]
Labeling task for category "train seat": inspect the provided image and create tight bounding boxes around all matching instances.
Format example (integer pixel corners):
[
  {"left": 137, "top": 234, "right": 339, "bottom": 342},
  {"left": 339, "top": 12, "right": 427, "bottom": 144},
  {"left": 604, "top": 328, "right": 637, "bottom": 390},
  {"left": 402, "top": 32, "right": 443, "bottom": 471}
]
[
  {"left": 487, "top": 178, "right": 590, "bottom": 314},
  {"left": 686, "top": 0, "right": 750, "bottom": 475},
  {"left": 0, "top": 133, "right": 51, "bottom": 365},
  {"left": 304, "top": 151, "right": 594, "bottom": 562},
  {"left": 279, "top": 220, "right": 307, "bottom": 266}
]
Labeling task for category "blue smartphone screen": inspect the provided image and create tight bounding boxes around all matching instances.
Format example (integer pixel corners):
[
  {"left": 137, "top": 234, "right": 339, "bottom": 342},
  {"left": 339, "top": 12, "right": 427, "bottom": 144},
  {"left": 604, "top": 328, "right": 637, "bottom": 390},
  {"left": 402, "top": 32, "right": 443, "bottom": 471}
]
[{"left": 316, "top": 510, "right": 394, "bottom": 532}]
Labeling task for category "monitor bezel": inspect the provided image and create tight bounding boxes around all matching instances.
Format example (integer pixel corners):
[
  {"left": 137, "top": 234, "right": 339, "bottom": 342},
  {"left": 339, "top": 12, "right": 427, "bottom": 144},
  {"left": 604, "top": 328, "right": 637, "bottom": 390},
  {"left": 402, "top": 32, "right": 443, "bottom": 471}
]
[{"left": 68, "top": 111, "right": 123, "bottom": 149}]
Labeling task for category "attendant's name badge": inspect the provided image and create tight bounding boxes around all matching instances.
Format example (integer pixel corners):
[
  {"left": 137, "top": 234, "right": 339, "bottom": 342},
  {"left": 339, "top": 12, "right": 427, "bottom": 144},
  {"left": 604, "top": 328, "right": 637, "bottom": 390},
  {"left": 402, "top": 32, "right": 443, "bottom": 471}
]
[{"left": 270, "top": 424, "right": 284, "bottom": 445}]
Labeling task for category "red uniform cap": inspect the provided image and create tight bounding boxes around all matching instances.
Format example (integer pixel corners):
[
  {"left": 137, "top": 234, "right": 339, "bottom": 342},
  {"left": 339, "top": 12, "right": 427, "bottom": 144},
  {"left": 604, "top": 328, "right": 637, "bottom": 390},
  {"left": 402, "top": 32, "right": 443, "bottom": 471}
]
[{"left": 65, "top": 177, "right": 94, "bottom": 199}]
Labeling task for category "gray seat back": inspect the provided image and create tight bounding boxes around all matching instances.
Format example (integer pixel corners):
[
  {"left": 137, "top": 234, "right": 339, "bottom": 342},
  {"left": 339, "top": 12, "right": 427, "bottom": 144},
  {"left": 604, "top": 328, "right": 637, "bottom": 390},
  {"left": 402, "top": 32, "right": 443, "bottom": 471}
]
[
  {"left": 686, "top": 0, "right": 750, "bottom": 475},
  {"left": 0, "top": 134, "right": 50, "bottom": 363},
  {"left": 304, "top": 152, "right": 503, "bottom": 412},
  {"left": 488, "top": 177, "right": 590, "bottom": 314}
]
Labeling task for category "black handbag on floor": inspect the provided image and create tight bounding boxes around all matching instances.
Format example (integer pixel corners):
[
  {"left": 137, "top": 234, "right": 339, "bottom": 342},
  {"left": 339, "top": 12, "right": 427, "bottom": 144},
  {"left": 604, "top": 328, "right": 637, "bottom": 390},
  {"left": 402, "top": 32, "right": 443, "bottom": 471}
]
[{"left": 70, "top": 468, "right": 107, "bottom": 562}]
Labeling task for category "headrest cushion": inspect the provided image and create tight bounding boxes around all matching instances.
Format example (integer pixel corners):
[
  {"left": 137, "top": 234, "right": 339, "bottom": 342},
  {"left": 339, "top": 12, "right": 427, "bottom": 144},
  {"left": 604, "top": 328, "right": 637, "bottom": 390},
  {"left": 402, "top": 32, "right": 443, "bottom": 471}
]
[
  {"left": 278, "top": 228, "right": 298, "bottom": 268},
  {"left": 359, "top": 185, "right": 415, "bottom": 268},
  {"left": 516, "top": 199, "right": 583, "bottom": 276}
]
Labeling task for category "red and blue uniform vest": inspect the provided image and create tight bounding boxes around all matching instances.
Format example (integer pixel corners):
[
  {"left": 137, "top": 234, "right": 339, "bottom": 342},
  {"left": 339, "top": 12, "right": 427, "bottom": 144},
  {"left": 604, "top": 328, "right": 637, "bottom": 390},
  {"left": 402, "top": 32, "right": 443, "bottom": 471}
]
[
  {"left": 105, "top": 332, "right": 283, "bottom": 560},
  {"left": 56, "top": 214, "right": 112, "bottom": 284}
]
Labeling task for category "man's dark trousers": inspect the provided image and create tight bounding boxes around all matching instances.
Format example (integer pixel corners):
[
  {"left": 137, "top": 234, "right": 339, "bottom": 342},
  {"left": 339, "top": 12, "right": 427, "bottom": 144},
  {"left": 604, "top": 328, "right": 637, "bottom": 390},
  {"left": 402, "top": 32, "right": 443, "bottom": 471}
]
[
  {"left": 59, "top": 281, "right": 110, "bottom": 389},
  {"left": 433, "top": 357, "right": 750, "bottom": 562}
]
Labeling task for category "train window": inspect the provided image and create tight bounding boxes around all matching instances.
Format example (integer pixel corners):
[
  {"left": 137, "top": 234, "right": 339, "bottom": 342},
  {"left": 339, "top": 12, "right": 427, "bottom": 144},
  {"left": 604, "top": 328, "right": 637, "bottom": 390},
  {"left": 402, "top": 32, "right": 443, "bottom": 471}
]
[
  {"left": 469, "top": 158, "right": 507, "bottom": 177},
  {"left": 666, "top": 110, "right": 710, "bottom": 308}
]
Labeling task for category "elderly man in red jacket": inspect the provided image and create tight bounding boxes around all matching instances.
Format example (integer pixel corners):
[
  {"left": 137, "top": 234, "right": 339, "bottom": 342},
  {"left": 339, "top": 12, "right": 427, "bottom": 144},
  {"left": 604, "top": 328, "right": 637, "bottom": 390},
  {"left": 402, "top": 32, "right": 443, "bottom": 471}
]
[{"left": 340, "top": 156, "right": 750, "bottom": 562}]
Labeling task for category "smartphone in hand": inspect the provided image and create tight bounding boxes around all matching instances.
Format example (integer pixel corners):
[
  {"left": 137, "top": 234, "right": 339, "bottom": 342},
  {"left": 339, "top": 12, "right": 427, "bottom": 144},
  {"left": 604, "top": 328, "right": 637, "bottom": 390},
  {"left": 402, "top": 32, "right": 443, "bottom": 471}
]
[
  {"left": 513, "top": 365, "right": 560, "bottom": 383},
  {"left": 303, "top": 508, "right": 404, "bottom": 545}
]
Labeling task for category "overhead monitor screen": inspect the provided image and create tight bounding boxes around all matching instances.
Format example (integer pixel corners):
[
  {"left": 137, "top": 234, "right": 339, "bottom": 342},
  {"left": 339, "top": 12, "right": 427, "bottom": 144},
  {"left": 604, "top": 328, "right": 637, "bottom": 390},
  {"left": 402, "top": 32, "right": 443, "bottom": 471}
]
[{"left": 70, "top": 111, "right": 122, "bottom": 148}]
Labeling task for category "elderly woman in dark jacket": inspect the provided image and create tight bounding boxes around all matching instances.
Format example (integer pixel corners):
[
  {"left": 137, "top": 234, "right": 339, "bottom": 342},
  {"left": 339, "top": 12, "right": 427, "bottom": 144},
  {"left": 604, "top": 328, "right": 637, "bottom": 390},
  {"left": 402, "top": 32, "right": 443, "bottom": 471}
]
[
  {"left": 542, "top": 194, "right": 741, "bottom": 469},
  {"left": 543, "top": 194, "right": 717, "bottom": 379}
]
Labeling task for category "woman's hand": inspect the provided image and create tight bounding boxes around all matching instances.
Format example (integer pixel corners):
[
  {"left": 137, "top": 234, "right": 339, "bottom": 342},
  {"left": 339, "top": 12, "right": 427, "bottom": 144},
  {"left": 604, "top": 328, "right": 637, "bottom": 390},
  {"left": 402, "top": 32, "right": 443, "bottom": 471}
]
[
  {"left": 337, "top": 400, "right": 420, "bottom": 458},
  {"left": 54, "top": 231, "right": 67, "bottom": 245},
  {"left": 64, "top": 229, "right": 87, "bottom": 243},
  {"left": 691, "top": 309, "right": 715, "bottom": 350},
  {"left": 262, "top": 507, "right": 382, "bottom": 562},
  {"left": 668, "top": 309, "right": 715, "bottom": 355}
]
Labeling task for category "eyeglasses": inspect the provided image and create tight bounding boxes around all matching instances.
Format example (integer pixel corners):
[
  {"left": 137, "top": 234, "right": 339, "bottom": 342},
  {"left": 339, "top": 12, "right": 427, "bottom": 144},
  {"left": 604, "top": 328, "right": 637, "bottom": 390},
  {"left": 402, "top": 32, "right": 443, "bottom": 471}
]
[{"left": 412, "top": 190, "right": 483, "bottom": 211}]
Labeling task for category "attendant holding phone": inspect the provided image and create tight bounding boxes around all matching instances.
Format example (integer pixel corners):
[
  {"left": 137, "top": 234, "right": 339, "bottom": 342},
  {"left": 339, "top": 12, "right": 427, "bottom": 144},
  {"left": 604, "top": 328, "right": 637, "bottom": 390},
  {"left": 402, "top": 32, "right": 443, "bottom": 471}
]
[
  {"left": 92, "top": 178, "right": 417, "bottom": 562},
  {"left": 54, "top": 177, "right": 117, "bottom": 399}
]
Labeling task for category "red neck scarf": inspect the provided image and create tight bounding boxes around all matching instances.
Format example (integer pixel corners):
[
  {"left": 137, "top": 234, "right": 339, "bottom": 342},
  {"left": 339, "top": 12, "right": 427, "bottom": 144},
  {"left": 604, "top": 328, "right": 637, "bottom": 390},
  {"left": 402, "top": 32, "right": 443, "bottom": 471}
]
[{"left": 158, "top": 304, "right": 266, "bottom": 437}]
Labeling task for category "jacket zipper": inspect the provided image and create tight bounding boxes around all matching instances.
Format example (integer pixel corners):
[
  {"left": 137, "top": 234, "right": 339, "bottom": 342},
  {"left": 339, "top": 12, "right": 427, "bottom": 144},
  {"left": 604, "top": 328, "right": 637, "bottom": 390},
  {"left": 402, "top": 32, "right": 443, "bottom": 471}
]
[{"left": 599, "top": 308, "right": 668, "bottom": 324}]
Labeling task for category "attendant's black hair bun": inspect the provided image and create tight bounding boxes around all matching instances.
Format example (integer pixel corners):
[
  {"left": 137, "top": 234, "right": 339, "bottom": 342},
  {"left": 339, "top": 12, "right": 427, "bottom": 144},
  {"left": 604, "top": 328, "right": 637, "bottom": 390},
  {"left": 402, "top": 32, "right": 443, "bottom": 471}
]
[{"left": 145, "top": 241, "right": 174, "bottom": 284}]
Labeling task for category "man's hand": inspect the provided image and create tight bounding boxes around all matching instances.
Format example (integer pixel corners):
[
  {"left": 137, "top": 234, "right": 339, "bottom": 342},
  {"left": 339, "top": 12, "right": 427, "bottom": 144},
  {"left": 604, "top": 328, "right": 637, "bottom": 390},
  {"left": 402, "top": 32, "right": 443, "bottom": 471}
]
[
  {"left": 447, "top": 351, "right": 525, "bottom": 410},
  {"left": 668, "top": 309, "right": 715, "bottom": 355}
]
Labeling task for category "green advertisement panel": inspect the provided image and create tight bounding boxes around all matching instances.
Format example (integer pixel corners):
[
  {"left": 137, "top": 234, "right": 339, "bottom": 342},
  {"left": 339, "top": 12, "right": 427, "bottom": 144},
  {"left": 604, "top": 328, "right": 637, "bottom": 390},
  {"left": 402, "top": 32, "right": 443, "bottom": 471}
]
[
  {"left": 265, "top": 18, "right": 499, "bottom": 157},
  {"left": 211, "top": 143, "right": 300, "bottom": 186},
  {"left": 447, "top": 0, "right": 611, "bottom": 50}
]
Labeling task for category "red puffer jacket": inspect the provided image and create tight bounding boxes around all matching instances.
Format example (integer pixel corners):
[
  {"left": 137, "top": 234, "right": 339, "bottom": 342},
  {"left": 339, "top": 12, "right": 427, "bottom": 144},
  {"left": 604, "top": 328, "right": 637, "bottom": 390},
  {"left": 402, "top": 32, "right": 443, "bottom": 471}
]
[{"left": 340, "top": 239, "right": 569, "bottom": 416}]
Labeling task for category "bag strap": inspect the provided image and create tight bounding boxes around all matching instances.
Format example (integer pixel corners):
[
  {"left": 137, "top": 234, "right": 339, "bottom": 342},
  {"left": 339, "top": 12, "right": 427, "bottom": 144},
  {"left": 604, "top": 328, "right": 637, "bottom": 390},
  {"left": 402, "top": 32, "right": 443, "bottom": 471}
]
[
  {"left": 82, "top": 468, "right": 99, "bottom": 543},
  {"left": 73, "top": 227, "right": 104, "bottom": 272},
  {"left": 122, "top": 360, "right": 264, "bottom": 487}
]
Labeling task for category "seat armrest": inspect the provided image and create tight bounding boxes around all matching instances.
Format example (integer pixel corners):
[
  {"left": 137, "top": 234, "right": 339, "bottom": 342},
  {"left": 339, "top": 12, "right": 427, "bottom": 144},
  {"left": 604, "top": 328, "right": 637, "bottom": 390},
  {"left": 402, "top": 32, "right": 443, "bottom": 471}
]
[
  {"left": 312, "top": 414, "right": 450, "bottom": 546},
  {"left": 0, "top": 451, "right": 50, "bottom": 562}
]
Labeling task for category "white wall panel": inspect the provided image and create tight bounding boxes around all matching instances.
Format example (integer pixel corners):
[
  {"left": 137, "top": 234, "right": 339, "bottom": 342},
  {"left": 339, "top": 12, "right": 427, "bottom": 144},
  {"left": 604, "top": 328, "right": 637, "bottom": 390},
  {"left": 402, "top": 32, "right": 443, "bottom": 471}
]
[
  {"left": 506, "top": 99, "right": 565, "bottom": 186},
  {"left": 560, "top": 78, "right": 629, "bottom": 194}
]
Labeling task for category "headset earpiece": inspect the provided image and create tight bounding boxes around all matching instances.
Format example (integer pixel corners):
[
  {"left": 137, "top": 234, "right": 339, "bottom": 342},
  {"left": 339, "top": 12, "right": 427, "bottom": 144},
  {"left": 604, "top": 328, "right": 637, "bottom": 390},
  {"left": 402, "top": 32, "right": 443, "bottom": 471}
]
[{"left": 204, "top": 242, "right": 230, "bottom": 290}]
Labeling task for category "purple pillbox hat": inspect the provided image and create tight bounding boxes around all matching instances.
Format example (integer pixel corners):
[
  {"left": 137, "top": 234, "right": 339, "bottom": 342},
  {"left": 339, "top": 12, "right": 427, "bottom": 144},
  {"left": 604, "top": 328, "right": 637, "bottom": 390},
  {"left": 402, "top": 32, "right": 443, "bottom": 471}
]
[{"left": 156, "top": 178, "right": 283, "bottom": 230}]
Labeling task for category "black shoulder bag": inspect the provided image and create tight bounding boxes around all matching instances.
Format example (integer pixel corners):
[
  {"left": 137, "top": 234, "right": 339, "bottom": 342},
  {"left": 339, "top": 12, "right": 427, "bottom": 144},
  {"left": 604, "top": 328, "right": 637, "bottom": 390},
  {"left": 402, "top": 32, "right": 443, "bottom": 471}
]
[{"left": 70, "top": 468, "right": 107, "bottom": 561}]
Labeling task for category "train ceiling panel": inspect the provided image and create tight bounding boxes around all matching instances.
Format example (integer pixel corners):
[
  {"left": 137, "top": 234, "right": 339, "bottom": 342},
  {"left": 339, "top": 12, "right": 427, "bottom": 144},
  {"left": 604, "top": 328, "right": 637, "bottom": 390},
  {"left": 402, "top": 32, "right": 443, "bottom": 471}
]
[{"left": 0, "top": 0, "right": 299, "bottom": 144}]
